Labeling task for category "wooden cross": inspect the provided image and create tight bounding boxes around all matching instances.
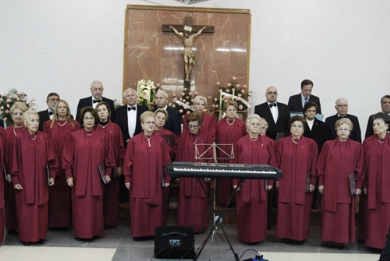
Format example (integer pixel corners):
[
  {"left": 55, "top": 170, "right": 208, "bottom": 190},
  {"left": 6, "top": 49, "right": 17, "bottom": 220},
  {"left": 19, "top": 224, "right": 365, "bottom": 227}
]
[
  {"left": 162, "top": 17, "right": 214, "bottom": 34},
  {"left": 163, "top": 17, "right": 214, "bottom": 87}
]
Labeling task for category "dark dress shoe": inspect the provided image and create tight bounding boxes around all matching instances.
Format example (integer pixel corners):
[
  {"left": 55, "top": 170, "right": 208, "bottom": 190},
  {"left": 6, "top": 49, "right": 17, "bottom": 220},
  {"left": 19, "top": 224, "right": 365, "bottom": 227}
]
[
  {"left": 21, "top": 241, "right": 30, "bottom": 246},
  {"left": 335, "top": 243, "right": 344, "bottom": 250},
  {"left": 75, "top": 237, "right": 94, "bottom": 242},
  {"left": 357, "top": 238, "right": 365, "bottom": 244},
  {"left": 324, "top": 241, "right": 334, "bottom": 248},
  {"left": 37, "top": 239, "right": 45, "bottom": 244}
]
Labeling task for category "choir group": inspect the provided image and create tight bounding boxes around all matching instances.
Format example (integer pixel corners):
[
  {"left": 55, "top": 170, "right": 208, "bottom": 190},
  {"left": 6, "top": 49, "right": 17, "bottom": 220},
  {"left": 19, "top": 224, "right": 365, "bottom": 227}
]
[{"left": 0, "top": 79, "right": 389, "bottom": 255}]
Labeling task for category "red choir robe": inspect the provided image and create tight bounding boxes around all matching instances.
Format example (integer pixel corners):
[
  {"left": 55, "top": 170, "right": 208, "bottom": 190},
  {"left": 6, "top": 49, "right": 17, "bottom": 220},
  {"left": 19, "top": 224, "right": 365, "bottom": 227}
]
[
  {"left": 183, "top": 113, "right": 216, "bottom": 140},
  {"left": 96, "top": 122, "right": 125, "bottom": 227},
  {"left": 232, "top": 134, "right": 277, "bottom": 243},
  {"left": 275, "top": 136, "right": 318, "bottom": 241},
  {"left": 154, "top": 128, "right": 179, "bottom": 223},
  {"left": 43, "top": 120, "right": 80, "bottom": 228},
  {"left": 4, "top": 125, "right": 24, "bottom": 232},
  {"left": 363, "top": 134, "right": 390, "bottom": 249},
  {"left": 123, "top": 132, "right": 171, "bottom": 238},
  {"left": 10, "top": 129, "right": 58, "bottom": 243},
  {"left": 62, "top": 129, "right": 115, "bottom": 239},
  {"left": 317, "top": 138, "right": 363, "bottom": 244},
  {"left": 215, "top": 117, "right": 246, "bottom": 205},
  {"left": 176, "top": 129, "right": 213, "bottom": 233},
  {"left": 0, "top": 127, "right": 6, "bottom": 242}
]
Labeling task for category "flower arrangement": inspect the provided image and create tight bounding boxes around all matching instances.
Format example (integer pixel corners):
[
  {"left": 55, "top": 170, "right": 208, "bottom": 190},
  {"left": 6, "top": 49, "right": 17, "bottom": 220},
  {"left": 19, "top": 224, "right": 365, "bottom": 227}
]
[
  {"left": 171, "top": 87, "right": 196, "bottom": 118},
  {"left": 0, "top": 89, "right": 36, "bottom": 126},
  {"left": 212, "top": 77, "right": 251, "bottom": 112}
]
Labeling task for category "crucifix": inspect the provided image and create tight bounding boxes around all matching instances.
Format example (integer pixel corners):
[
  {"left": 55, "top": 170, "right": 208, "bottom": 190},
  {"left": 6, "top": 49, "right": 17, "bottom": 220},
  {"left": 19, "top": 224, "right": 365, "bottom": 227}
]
[{"left": 162, "top": 17, "right": 214, "bottom": 86}]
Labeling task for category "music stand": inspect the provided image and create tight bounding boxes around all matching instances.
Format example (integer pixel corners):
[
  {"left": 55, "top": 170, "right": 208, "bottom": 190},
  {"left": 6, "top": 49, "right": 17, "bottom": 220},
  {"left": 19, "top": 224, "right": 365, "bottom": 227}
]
[{"left": 194, "top": 142, "right": 240, "bottom": 261}]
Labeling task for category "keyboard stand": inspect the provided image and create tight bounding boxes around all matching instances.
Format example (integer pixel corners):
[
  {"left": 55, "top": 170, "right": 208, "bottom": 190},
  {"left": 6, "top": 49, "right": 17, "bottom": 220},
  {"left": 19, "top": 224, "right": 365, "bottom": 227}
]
[{"left": 195, "top": 178, "right": 243, "bottom": 261}]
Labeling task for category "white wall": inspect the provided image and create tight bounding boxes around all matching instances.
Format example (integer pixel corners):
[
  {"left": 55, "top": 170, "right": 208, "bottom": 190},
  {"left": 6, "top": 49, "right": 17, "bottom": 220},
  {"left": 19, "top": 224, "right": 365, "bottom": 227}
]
[{"left": 1, "top": 0, "right": 390, "bottom": 138}]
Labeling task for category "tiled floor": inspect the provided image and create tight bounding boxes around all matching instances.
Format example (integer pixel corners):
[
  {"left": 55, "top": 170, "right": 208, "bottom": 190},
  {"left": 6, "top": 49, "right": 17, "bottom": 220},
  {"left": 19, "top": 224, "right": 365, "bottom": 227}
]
[{"left": 0, "top": 223, "right": 381, "bottom": 261}]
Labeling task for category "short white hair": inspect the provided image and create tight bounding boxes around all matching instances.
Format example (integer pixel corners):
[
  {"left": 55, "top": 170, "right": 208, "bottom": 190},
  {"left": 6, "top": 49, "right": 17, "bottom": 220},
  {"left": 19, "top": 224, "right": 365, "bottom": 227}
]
[
  {"left": 335, "top": 97, "right": 348, "bottom": 106},
  {"left": 156, "top": 90, "right": 168, "bottom": 98},
  {"left": 123, "top": 88, "right": 137, "bottom": 97},
  {"left": 91, "top": 80, "right": 103, "bottom": 88}
]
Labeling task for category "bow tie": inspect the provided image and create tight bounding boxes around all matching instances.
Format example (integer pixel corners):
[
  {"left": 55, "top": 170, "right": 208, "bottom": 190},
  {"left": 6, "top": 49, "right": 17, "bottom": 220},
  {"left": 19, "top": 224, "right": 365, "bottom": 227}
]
[
  {"left": 269, "top": 103, "right": 276, "bottom": 108},
  {"left": 338, "top": 115, "right": 346, "bottom": 118},
  {"left": 49, "top": 111, "right": 54, "bottom": 115},
  {"left": 128, "top": 106, "right": 136, "bottom": 111},
  {"left": 93, "top": 99, "right": 102, "bottom": 103}
]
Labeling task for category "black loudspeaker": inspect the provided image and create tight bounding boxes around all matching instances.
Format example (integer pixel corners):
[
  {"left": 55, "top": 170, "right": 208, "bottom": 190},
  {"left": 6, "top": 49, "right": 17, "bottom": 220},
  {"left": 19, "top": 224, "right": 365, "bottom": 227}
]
[{"left": 154, "top": 226, "right": 195, "bottom": 259}]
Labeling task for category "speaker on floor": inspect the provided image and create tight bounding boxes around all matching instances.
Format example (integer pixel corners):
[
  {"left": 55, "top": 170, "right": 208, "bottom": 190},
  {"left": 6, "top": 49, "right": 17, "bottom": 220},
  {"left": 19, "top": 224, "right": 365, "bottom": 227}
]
[{"left": 154, "top": 226, "right": 195, "bottom": 259}]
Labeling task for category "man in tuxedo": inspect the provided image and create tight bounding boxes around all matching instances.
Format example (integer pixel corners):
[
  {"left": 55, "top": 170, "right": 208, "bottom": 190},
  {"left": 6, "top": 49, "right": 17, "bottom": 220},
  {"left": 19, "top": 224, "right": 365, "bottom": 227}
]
[
  {"left": 38, "top": 92, "right": 60, "bottom": 131},
  {"left": 325, "top": 97, "right": 361, "bottom": 142},
  {"left": 254, "top": 86, "right": 290, "bottom": 140},
  {"left": 76, "top": 80, "right": 116, "bottom": 122},
  {"left": 115, "top": 88, "right": 148, "bottom": 145},
  {"left": 288, "top": 79, "right": 322, "bottom": 114},
  {"left": 115, "top": 88, "right": 148, "bottom": 203},
  {"left": 154, "top": 90, "right": 181, "bottom": 137},
  {"left": 365, "top": 95, "right": 390, "bottom": 138}
]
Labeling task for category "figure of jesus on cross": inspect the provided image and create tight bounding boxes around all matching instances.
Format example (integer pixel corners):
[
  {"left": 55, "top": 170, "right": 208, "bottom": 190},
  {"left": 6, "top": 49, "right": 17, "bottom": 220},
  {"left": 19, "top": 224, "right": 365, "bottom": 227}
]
[{"left": 170, "top": 25, "right": 207, "bottom": 82}]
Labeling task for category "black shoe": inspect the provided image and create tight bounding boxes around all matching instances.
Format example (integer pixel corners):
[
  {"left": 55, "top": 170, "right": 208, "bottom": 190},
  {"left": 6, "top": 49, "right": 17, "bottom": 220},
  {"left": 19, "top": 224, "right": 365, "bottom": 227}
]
[
  {"left": 324, "top": 241, "right": 335, "bottom": 248},
  {"left": 37, "top": 239, "right": 45, "bottom": 244},
  {"left": 335, "top": 243, "right": 344, "bottom": 250},
  {"left": 8, "top": 229, "right": 18, "bottom": 235},
  {"left": 75, "top": 237, "right": 94, "bottom": 242},
  {"left": 21, "top": 241, "right": 30, "bottom": 246},
  {"left": 357, "top": 238, "right": 365, "bottom": 244}
]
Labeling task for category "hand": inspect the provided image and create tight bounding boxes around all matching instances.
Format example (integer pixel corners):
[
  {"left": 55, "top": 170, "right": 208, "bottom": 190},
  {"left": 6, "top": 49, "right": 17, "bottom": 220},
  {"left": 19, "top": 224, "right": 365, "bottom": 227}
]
[
  {"left": 205, "top": 178, "right": 211, "bottom": 182},
  {"left": 267, "top": 185, "right": 273, "bottom": 191},
  {"left": 175, "top": 178, "right": 180, "bottom": 183},
  {"left": 105, "top": 175, "right": 111, "bottom": 183},
  {"left": 233, "top": 185, "right": 240, "bottom": 191},
  {"left": 117, "top": 167, "right": 123, "bottom": 176},
  {"left": 309, "top": 184, "right": 315, "bottom": 192},
  {"left": 125, "top": 183, "right": 130, "bottom": 190},
  {"left": 48, "top": 178, "right": 55, "bottom": 186},
  {"left": 162, "top": 183, "right": 170, "bottom": 187},
  {"left": 170, "top": 25, "right": 173, "bottom": 29},
  {"left": 363, "top": 188, "right": 367, "bottom": 195},
  {"left": 318, "top": 185, "right": 324, "bottom": 194},
  {"left": 14, "top": 184, "right": 23, "bottom": 190},
  {"left": 356, "top": 188, "right": 361, "bottom": 195},
  {"left": 275, "top": 181, "right": 279, "bottom": 191},
  {"left": 7, "top": 174, "right": 12, "bottom": 183},
  {"left": 67, "top": 177, "right": 74, "bottom": 187}
]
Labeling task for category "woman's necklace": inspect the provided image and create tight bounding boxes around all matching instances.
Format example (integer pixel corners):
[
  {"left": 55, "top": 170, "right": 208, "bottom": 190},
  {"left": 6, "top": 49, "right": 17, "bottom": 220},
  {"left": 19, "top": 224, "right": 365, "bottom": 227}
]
[
  {"left": 292, "top": 138, "right": 298, "bottom": 144},
  {"left": 85, "top": 130, "right": 93, "bottom": 136},
  {"left": 99, "top": 123, "right": 108, "bottom": 129},
  {"left": 144, "top": 134, "right": 152, "bottom": 147},
  {"left": 227, "top": 118, "right": 236, "bottom": 126},
  {"left": 12, "top": 126, "right": 18, "bottom": 136},
  {"left": 249, "top": 135, "right": 258, "bottom": 141},
  {"left": 193, "top": 134, "right": 199, "bottom": 144},
  {"left": 378, "top": 138, "right": 385, "bottom": 144},
  {"left": 30, "top": 134, "right": 37, "bottom": 141},
  {"left": 58, "top": 121, "right": 68, "bottom": 127}
]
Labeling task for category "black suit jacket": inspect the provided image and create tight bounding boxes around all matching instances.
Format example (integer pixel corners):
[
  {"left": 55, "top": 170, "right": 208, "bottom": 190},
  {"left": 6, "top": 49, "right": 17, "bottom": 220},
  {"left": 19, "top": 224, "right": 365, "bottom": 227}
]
[
  {"left": 153, "top": 106, "right": 181, "bottom": 137},
  {"left": 38, "top": 110, "right": 51, "bottom": 132},
  {"left": 288, "top": 94, "right": 322, "bottom": 114},
  {"left": 325, "top": 114, "right": 361, "bottom": 143},
  {"left": 254, "top": 102, "right": 290, "bottom": 140},
  {"left": 76, "top": 96, "right": 116, "bottom": 122},
  {"left": 303, "top": 118, "right": 329, "bottom": 152},
  {"left": 0, "top": 119, "right": 4, "bottom": 128},
  {"left": 365, "top": 114, "right": 375, "bottom": 139},
  {"left": 115, "top": 104, "right": 148, "bottom": 145}
]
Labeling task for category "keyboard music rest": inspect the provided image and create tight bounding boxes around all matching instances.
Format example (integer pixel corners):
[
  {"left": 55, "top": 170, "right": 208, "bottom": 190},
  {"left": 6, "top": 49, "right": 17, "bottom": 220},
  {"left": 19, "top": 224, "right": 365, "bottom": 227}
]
[{"left": 167, "top": 162, "right": 282, "bottom": 179}]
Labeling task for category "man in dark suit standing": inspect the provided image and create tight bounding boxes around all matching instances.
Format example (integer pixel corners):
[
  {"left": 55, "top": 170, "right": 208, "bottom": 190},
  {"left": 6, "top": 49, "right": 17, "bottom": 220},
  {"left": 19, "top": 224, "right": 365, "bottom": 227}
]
[
  {"left": 76, "top": 80, "right": 116, "bottom": 122},
  {"left": 115, "top": 88, "right": 148, "bottom": 145},
  {"left": 115, "top": 88, "right": 148, "bottom": 203},
  {"left": 288, "top": 79, "right": 322, "bottom": 114},
  {"left": 38, "top": 92, "right": 60, "bottom": 131},
  {"left": 153, "top": 90, "right": 181, "bottom": 137},
  {"left": 325, "top": 97, "right": 361, "bottom": 142},
  {"left": 365, "top": 95, "right": 390, "bottom": 138},
  {"left": 254, "top": 86, "right": 290, "bottom": 140}
]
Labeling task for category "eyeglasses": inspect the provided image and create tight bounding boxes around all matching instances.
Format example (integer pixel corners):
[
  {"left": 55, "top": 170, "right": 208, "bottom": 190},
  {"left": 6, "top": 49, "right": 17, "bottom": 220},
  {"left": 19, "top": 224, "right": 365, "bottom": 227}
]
[
  {"left": 189, "top": 125, "right": 199, "bottom": 129},
  {"left": 336, "top": 105, "right": 348, "bottom": 108},
  {"left": 91, "top": 88, "right": 103, "bottom": 91},
  {"left": 195, "top": 103, "right": 205, "bottom": 106},
  {"left": 291, "top": 124, "right": 303, "bottom": 128},
  {"left": 144, "top": 121, "right": 155, "bottom": 125},
  {"left": 48, "top": 98, "right": 59, "bottom": 102},
  {"left": 84, "top": 117, "right": 95, "bottom": 121},
  {"left": 267, "top": 92, "right": 278, "bottom": 95},
  {"left": 337, "top": 128, "right": 350, "bottom": 131}
]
